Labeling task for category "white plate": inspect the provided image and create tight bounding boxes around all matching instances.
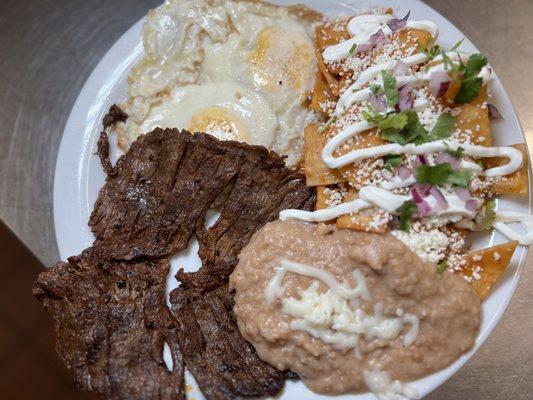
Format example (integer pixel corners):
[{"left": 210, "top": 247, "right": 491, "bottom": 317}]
[{"left": 54, "top": 0, "right": 531, "bottom": 398}]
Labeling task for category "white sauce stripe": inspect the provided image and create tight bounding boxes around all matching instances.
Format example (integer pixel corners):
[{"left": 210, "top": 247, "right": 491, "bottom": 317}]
[
  {"left": 280, "top": 185, "right": 476, "bottom": 223},
  {"left": 322, "top": 138, "right": 523, "bottom": 177},
  {"left": 494, "top": 211, "right": 533, "bottom": 245},
  {"left": 323, "top": 14, "right": 438, "bottom": 63},
  {"left": 265, "top": 259, "right": 370, "bottom": 302}
]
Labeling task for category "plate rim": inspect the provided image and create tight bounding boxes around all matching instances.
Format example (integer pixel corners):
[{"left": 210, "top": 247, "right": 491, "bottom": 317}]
[{"left": 53, "top": 0, "right": 532, "bottom": 398}]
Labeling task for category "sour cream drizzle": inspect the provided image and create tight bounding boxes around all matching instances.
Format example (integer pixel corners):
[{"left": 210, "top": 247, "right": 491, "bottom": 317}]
[
  {"left": 280, "top": 185, "right": 477, "bottom": 222},
  {"left": 323, "top": 14, "right": 438, "bottom": 63},
  {"left": 264, "top": 259, "right": 370, "bottom": 302},
  {"left": 282, "top": 12, "right": 532, "bottom": 244},
  {"left": 493, "top": 211, "right": 533, "bottom": 245},
  {"left": 265, "top": 260, "right": 420, "bottom": 351}
]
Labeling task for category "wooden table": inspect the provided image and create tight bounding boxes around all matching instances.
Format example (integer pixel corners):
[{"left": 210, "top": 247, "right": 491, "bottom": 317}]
[{"left": 1, "top": 0, "right": 531, "bottom": 398}]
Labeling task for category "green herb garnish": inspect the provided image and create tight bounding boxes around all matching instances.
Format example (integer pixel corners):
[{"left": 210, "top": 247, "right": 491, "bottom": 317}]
[
  {"left": 369, "top": 83, "right": 380, "bottom": 94},
  {"left": 437, "top": 260, "right": 448, "bottom": 275},
  {"left": 416, "top": 163, "right": 473, "bottom": 187},
  {"left": 445, "top": 144, "right": 464, "bottom": 159},
  {"left": 381, "top": 70, "right": 399, "bottom": 107},
  {"left": 396, "top": 200, "right": 418, "bottom": 232},
  {"left": 319, "top": 116, "right": 336, "bottom": 133},
  {"left": 415, "top": 113, "right": 456, "bottom": 144},
  {"left": 349, "top": 43, "right": 357, "bottom": 55},
  {"left": 381, "top": 110, "right": 427, "bottom": 145},
  {"left": 483, "top": 199, "right": 496, "bottom": 230},
  {"left": 423, "top": 44, "right": 442, "bottom": 62},
  {"left": 446, "top": 169, "right": 473, "bottom": 187},
  {"left": 383, "top": 154, "right": 402, "bottom": 171},
  {"left": 454, "top": 53, "right": 488, "bottom": 104},
  {"left": 450, "top": 38, "right": 465, "bottom": 52},
  {"left": 366, "top": 109, "right": 455, "bottom": 146},
  {"left": 378, "top": 112, "right": 409, "bottom": 130}
]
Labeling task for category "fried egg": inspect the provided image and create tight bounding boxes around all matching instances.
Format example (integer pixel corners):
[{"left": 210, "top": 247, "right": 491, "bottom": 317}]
[
  {"left": 117, "top": 0, "right": 322, "bottom": 167},
  {"left": 140, "top": 82, "right": 277, "bottom": 146}
]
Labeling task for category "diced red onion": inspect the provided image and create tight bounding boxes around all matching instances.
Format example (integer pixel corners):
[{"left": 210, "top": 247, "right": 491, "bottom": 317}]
[
  {"left": 369, "top": 29, "right": 386, "bottom": 45},
  {"left": 417, "top": 155, "right": 428, "bottom": 165},
  {"left": 393, "top": 60, "right": 409, "bottom": 77},
  {"left": 398, "top": 166, "right": 412, "bottom": 180},
  {"left": 369, "top": 93, "right": 387, "bottom": 112},
  {"left": 356, "top": 43, "right": 374, "bottom": 53},
  {"left": 465, "top": 199, "right": 480, "bottom": 212},
  {"left": 356, "top": 29, "right": 386, "bottom": 54},
  {"left": 455, "top": 187, "right": 471, "bottom": 202},
  {"left": 411, "top": 186, "right": 424, "bottom": 202},
  {"left": 398, "top": 84, "right": 414, "bottom": 111},
  {"left": 416, "top": 201, "right": 432, "bottom": 217},
  {"left": 412, "top": 182, "right": 431, "bottom": 196},
  {"left": 386, "top": 11, "right": 410, "bottom": 32},
  {"left": 429, "top": 71, "right": 451, "bottom": 97},
  {"left": 487, "top": 103, "right": 503, "bottom": 120},
  {"left": 411, "top": 186, "right": 431, "bottom": 216},
  {"left": 435, "top": 152, "right": 460, "bottom": 170},
  {"left": 429, "top": 186, "right": 449, "bottom": 211}
]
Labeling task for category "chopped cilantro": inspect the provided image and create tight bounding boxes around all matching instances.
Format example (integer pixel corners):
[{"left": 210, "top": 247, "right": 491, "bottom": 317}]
[
  {"left": 416, "top": 163, "right": 452, "bottom": 185},
  {"left": 416, "top": 113, "right": 456, "bottom": 144},
  {"left": 450, "top": 38, "right": 465, "bottom": 52},
  {"left": 383, "top": 154, "right": 402, "bottom": 171},
  {"left": 396, "top": 200, "right": 417, "bottom": 232},
  {"left": 416, "top": 163, "right": 473, "bottom": 187},
  {"left": 483, "top": 199, "right": 496, "bottom": 230},
  {"left": 454, "top": 53, "right": 488, "bottom": 104},
  {"left": 446, "top": 169, "right": 473, "bottom": 187},
  {"left": 349, "top": 43, "right": 357, "bottom": 54},
  {"left": 423, "top": 44, "right": 442, "bottom": 61},
  {"left": 436, "top": 260, "right": 448, "bottom": 275},
  {"left": 369, "top": 83, "right": 380, "bottom": 94},
  {"left": 429, "top": 113, "right": 456, "bottom": 139},
  {"left": 381, "top": 110, "right": 427, "bottom": 145},
  {"left": 368, "top": 110, "right": 454, "bottom": 146},
  {"left": 378, "top": 112, "right": 409, "bottom": 130},
  {"left": 319, "top": 116, "right": 336, "bottom": 133},
  {"left": 445, "top": 144, "right": 464, "bottom": 159},
  {"left": 381, "top": 70, "right": 399, "bottom": 107}
]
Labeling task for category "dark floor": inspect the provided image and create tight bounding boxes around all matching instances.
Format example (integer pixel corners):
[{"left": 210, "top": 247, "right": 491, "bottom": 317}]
[{"left": 0, "top": 220, "right": 97, "bottom": 399}]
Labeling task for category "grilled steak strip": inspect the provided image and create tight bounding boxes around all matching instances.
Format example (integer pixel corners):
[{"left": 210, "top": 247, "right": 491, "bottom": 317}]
[
  {"left": 97, "top": 105, "right": 128, "bottom": 176},
  {"left": 90, "top": 128, "right": 315, "bottom": 268},
  {"left": 33, "top": 248, "right": 184, "bottom": 400},
  {"left": 170, "top": 285, "right": 284, "bottom": 400}
]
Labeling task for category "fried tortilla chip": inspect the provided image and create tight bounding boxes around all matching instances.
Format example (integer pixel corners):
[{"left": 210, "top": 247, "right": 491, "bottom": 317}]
[
  {"left": 304, "top": 124, "right": 346, "bottom": 186},
  {"left": 461, "top": 241, "right": 518, "bottom": 300},
  {"left": 484, "top": 144, "right": 529, "bottom": 196},
  {"left": 335, "top": 188, "right": 390, "bottom": 233},
  {"left": 444, "top": 85, "right": 491, "bottom": 146},
  {"left": 310, "top": 67, "right": 337, "bottom": 115}
]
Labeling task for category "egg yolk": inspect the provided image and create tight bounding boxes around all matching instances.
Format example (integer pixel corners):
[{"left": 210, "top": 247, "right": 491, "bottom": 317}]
[
  {"left": 187, "top": 106, "right": 249, "bottom": 142},
  {"left": 247, "top": 26, "right": 315, "bottom": 100}
]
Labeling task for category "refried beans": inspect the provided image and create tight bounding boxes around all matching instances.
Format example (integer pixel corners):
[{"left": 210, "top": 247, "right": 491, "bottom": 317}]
[{"left": 229, "top": 220, "right": 481, "bottom": 395}]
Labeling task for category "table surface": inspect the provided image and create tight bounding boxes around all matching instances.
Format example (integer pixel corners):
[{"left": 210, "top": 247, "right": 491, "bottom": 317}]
[{"left": 1, "top": 0, "right": 532, "bottom": 398}]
